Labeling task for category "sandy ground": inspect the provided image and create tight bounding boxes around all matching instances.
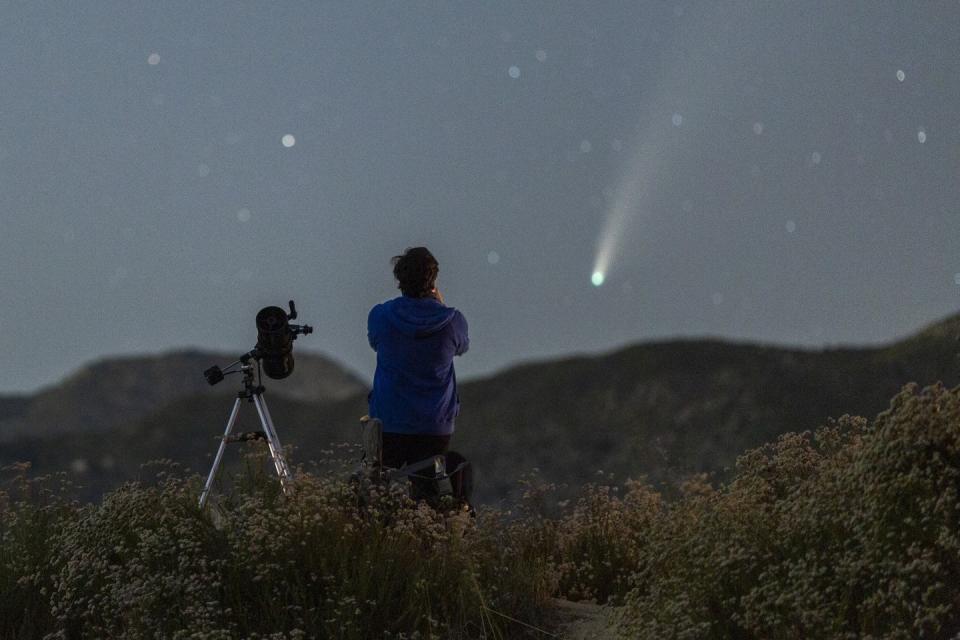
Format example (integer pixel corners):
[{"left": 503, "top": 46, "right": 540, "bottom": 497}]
[{"left": 548, "top": 598, "right": 619, "bottom": 639}]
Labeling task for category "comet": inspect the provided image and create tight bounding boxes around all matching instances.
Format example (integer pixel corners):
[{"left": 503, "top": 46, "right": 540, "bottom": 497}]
[
  {"left": 591, "top": 142, "right": 656, "bottom": 286},
  {"left": 589, "top": 4, "right": 727, "bottom": 288}
]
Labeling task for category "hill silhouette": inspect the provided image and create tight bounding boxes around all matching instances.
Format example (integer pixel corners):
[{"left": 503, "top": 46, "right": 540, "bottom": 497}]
[
  {"left": 2, "top": 313, "right": 959, "bottom": 504},
  {"left": 0, "top": 349, "right": 365, "bottom": 442}
]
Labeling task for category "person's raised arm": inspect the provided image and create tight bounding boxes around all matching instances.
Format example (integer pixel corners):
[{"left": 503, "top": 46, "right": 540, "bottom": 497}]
[
  {"left": 367, "top": 307, "right": 379, "bottom": 351},
  {"left": 454, "top": 312, "right": 469, "bottom": 356}
]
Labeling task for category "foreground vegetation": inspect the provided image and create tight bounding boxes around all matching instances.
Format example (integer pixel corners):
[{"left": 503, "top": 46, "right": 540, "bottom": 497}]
[{"left": 2, "top": 383, "right": 959, "bottom": 639}]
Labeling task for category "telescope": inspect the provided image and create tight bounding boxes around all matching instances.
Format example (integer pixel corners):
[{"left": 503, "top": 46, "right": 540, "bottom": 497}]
[
  {"left": 199, "top": 300, "right": 312, "bottom": 509},
  {"left": 204, "top": 300, "right": 313, "bottom": 386}
]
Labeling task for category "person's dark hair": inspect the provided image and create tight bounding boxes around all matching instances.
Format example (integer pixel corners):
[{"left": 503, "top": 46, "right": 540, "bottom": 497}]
[{"left": 391, "top": 247, "right": 439, "bottom": 298}]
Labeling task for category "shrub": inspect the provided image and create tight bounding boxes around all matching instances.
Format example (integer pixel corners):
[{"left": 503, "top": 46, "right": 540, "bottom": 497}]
[
  {"left": 46, "top": 468, "right": 230, "bottom": 638},
  {"left": 4, "top": 383, "right": 959, "bottom": 639},
  {"left": 554, "top": 481, "right": 661, "bottom": 604},
  {"left": 616, "top": 383, "right": 960, "bottom": 639},
  {"left": 2, "top": 456, "right": 556, "bottom": 639},
  {"left": 0, "top": 466, "right": 75, "bottom": 640}
]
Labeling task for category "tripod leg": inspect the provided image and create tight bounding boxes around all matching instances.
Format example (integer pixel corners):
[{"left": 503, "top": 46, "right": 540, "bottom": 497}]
[
  {"left": 199, "top": 397, "right": 243, "bottom": 509},
  {"left": 252, "top": 394, "right": 294, "bottom": 494}
]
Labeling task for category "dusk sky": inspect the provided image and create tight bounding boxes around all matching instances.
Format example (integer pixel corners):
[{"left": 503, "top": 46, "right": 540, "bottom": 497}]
[{"left": 2, "top": 2, "right": 959, "bottom": 393}]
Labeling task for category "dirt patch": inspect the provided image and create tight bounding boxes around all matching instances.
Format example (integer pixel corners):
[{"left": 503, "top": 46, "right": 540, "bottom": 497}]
[{"left": 548, "top": 598, "right": 619, "bottom": 639}]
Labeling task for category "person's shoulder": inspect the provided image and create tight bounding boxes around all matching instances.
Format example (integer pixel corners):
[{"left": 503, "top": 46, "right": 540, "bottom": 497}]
[
  {"left": 371, "top": 296, "right": 402, "bottom": 309},
  {"left": 449, "top": 307, "right": 468, "bottom": 330},
  {"left": 367, "top": 300, "right": 389, "bottom": 322}
]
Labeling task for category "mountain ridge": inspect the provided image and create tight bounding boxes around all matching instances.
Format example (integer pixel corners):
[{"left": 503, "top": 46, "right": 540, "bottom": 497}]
[
  {"left": 462, "top": 309, "right": 960, "bottom": 384},
  {"left": 3, "top": 311, "right": 959, "bottom": 503}
]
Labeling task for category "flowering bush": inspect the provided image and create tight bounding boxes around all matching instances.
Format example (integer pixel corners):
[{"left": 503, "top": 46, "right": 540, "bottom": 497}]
[
  {"left": 1, "top": 459, "right": 554, "bottom": 639},
  {"left": 3, "top": 383, "right": 959, "bottom": 638},
  {"left": 616, "top": 383, "right": 960, "bottom": 639}
]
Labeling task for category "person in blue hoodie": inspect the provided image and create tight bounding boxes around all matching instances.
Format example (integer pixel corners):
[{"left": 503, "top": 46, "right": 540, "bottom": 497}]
[{"left": 367, "top": 247, "right": 469, "bottom": 495}]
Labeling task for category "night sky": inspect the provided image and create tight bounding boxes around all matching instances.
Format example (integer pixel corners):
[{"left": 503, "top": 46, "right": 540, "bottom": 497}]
[{"left": 2, "top": 2, "right": 959, "bottom": 392}]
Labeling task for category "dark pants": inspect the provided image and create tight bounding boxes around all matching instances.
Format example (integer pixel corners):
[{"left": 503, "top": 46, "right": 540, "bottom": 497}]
[{"left": 381, "top": 432, "right": 451, "bottom": 500}]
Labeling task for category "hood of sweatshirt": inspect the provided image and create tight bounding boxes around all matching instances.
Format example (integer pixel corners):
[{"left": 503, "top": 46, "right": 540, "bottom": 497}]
[{"left": 381, "top": 296, "right": 457, "bottom": 338}]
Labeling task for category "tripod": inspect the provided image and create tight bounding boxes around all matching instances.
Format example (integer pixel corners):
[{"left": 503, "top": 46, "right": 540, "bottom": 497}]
[{"left": 199, "top": 358, "right": 293, "bottom": 509}]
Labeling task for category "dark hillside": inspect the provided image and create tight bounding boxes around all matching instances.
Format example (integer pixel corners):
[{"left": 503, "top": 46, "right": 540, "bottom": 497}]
[
  {"left": 0, "top": 395, "right": 30, "bottom": 422},
  {"left": 0, "top": 349, "right": 365, "bottom": 442},
  {"left": 3, "top": 313, "right": 959, "bottom": 504},
  {"left": 455, "top": 342, "right": 887, "bottom": 499},
  {"left": 1, "top": 392, "right": 367, "bottom": 499}
]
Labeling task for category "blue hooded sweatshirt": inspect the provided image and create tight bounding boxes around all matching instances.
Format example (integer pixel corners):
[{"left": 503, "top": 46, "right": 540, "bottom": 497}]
[{"left": 367, "top": 296, "right": 469, "bottom": 435}]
